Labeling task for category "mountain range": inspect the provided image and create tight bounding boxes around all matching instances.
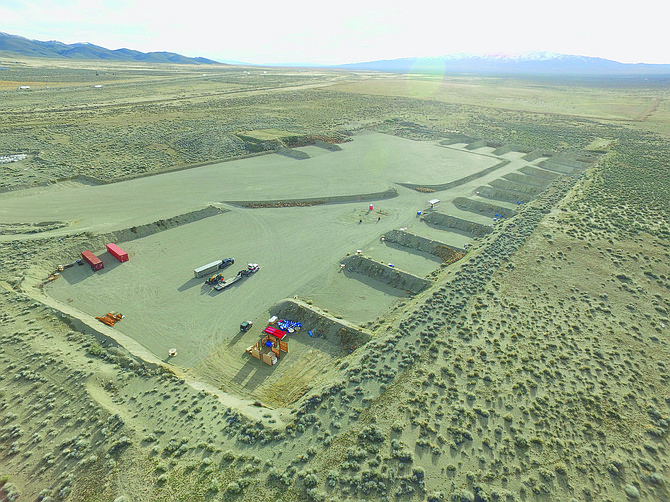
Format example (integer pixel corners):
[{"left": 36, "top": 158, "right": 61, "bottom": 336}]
[
  {"left": 335, "top": 52, "right": 670, "bottom": 75},
  {"left": 0, "top": 32, "right": 219, "bottom": 65},
  {"left": 3, "top": 32, "right": 670, "bottom": 75}
]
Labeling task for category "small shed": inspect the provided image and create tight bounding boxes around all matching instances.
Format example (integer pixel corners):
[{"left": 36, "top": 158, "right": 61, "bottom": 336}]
[
  {"left": 428, "top": 198, "right": 440, "bottom": 208},
  {"left": 246, "top": 331, "right": 288, "bottom": 365}
]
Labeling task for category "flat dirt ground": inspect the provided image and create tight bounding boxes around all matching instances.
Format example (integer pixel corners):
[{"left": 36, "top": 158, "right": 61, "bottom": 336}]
[{"left": 0, "top": 58, "right": 669, "bottom": 502}]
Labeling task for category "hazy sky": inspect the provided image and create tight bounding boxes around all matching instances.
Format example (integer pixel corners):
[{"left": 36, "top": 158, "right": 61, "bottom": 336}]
[{"left": 2, "top": 0, "right": 668, "bottom": 65}]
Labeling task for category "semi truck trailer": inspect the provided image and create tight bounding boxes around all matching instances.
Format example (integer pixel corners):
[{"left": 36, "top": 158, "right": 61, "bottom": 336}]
[
  {"left": 193, "top": 258, "right": 235, "bottom": 278},
  {"left": 194, "top": 260, "right": 223, "bottom": 278},
  {"left": 106, "top": 243, "right": 128, "bottom": 262},
  {"left": 81, "top": 250, "right": 104, "bottom": 271}
]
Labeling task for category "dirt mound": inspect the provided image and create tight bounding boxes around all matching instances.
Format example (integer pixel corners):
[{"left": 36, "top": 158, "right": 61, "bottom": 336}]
[
  {"left": 225, "top": 188, "right": 399, "bottom": 208},
  {"left": 238, "top": 130, "right": 350, "bottom": 153},
  {"left": 491, "top": 144, "right": 533, "bottom": 156},
  {"left": 537, "top": 159, "right": 582, "bottom": 175},
  {"left": 439, "top": 134, "right": 478, "bottom": 146},
  {"left": 465, "top": 139, "right": 502, "bottom": 150},
  {"left": 421, "top": 211, "right": 493, "bottom": 236},
  {"left": 503, "top": 172, "right": 553, "bottom": 188},
  {"left": 276, "top": 147, "right": 311, "bottom": 160},
  {"left": 314, "top": 139, "right": 343, "bottom": 151},
  {"left": 43, "top": 205, "right": 227, "bottom": 267},
  {"left": 272, "top": 299, "right": 371, "bottom": 352},
  {"left": 474, "top": 185, "right": 532, "bottom": 204},
  {"left": 519, "top": 165, "right": 562, "bottom": 180},
  {"left": 383, "top": 229, "right": 466, "bottom": 261},
  {"left": 342, "top": 254, "right": 430, "bottom": 294},
  {"left": 397, "top": 160, "right": 510, "bottom": 192},
  {"left": 452, "top": 197, "right": 516, "bottom": 219},
  {"left": 521, "top": 150, "right": 554, "bottom": 162},
  {"left": 490, "top": 178, "right": 545, "bottom": 195},
  {"left": 0, "top": 221, "right": 69, "bottom": 235}
]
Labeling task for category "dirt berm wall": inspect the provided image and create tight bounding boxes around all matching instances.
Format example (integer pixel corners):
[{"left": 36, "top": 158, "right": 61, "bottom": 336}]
[
  {"left": 224, "top": 188, "right": 398, "bottom": 208},
  {"left": 276, "top": 147, "right": 311, "bottom": 160},
  {"left": 465, "top": 140, "right": 502, "bottom": 150},
  {"left": 490, "top": 178, "right": 545, "bottom": 195},
  {"left": 474, "top": 185, "right": 532, "bottom": 204},
  {"left": 271, "top": 299, "right": 371, "bottom": 353},
  {"left": 521, "top": 150, "right": 554, "bottom": 162},
  {"left": 550, "top": 155, "right": 590, "bottom": 169},
  {"left": 452, "top": 197, "right": 516, "bottom": 219},
  {"left": 421, "top": 211, "right": 493, "bottom": 237},
  {"left": 537, "top": 160, "right": 577, "bottom": 175},
  {"left": 492, "top": 144, "right": 532, "bottom": 156},
  {"left": 439, "top": 135, "right": 478, "bottom": 146},
  {"left": 342, "top": 254, "right": 430, "bottom": 294},
  {"left": 503, "top": 172, "right": 553, "bottom": 188},
  {"left": 397, "top": 160, "right": 510, "bottom": 193},
  {"left": 383, "top": 229, "right": 466, "bottom": 260},
  {"left": 314, "top": 140, "right": 342, "bottom": 151},
  {"left": 519, "top": 165, "right": 562, "bottom": 180},
  {"left": 45, "top": 205, "right": 228, "bottom": 267}
]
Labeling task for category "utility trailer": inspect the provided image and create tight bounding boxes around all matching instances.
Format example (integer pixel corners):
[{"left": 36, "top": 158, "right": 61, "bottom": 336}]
[{"left": 213, "top": 272, "right": 244, "bottom": 290}]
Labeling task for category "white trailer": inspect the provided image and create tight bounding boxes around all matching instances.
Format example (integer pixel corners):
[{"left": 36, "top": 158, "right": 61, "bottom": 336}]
[{"left": 194, "top": 260, "right": 223, "bottom": 278}]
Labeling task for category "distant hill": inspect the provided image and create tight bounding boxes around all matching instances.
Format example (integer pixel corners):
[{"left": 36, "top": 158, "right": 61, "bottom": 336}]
[
  {"left": 0, "top": 32, "right": 221, "bottom": 65},
  {"left": 335, "top": 52, "right": 670, "bottom": 75}
]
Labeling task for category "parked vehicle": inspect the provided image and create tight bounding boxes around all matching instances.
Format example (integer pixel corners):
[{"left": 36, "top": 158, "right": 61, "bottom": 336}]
[
  {"left": 220, "top": 258, "right": 234, "bottom": 269},
  {"left": 205, "top": 273, "right": 224, "bottom": 285},
  {"left": 240, "top": 321, "right": 253, "bottom": 332}
]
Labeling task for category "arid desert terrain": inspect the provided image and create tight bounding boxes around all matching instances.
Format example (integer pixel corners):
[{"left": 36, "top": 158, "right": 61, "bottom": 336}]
[{"left": 0, "top": 59, "right": 669, "bottom": 502}]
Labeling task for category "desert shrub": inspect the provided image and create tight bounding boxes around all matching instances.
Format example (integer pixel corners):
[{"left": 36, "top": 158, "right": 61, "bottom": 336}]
[{"left": 226, "top": 481, "right": 242, "bottom": 493}]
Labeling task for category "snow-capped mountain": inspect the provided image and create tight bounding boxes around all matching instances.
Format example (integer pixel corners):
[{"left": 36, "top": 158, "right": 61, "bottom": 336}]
[{"left": 336, "top": 52, "right": 670, "bottom": 75}]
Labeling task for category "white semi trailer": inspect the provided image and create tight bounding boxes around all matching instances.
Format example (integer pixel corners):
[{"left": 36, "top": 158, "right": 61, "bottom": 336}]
[{"left": 194, "top": 260, "right": 223, "bottom": 278}]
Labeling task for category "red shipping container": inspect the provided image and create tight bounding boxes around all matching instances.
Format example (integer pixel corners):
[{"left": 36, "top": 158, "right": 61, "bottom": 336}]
[
  {"left": 106, "top": 243, "right": 128, "bottom": 262},
  {"left": 81, "top": 250, "right": 104, "bottom": 271}
]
